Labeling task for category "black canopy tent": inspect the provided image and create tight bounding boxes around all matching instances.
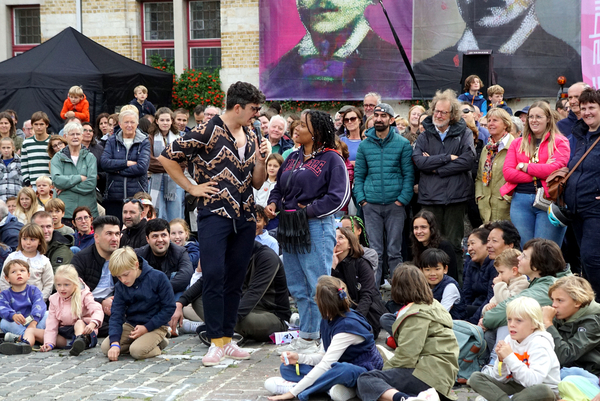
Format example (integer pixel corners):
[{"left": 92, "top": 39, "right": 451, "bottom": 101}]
[{"left": 0, "top": 27, "right": 173, "bottom": 132}]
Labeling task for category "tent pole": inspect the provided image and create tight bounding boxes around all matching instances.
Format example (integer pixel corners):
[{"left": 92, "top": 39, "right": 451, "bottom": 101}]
[{"left": 76, "top": 0, "right": 82, "bottom": 32}]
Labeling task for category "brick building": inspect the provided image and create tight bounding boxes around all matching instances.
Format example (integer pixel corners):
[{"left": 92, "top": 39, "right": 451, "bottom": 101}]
[{"left": 0, "top": 0, "right": 260, "bottom": 90}]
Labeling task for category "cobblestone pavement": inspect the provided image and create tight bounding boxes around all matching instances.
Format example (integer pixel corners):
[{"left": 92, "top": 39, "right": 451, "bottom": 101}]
[{"left": 0, "top": 334, "right": 480, "bottom": 401}]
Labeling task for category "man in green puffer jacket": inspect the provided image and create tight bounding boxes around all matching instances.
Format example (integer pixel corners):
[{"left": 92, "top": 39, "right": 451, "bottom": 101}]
[{"left": 354, "top": 103, "right": 414, "bottom": 285}]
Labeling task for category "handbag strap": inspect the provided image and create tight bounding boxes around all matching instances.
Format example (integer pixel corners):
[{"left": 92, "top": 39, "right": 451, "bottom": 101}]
[{"left": 564, "top": 134, "right": 600, "bottom": 183}]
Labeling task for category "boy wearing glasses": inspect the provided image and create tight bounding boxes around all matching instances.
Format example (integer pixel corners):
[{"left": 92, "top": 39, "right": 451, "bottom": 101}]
[
  {"left": 72, "top": 206, "right": 95, "bottom": 250},
  {"left": 413, "top": 89, "right": 476, "bottom": 273}
]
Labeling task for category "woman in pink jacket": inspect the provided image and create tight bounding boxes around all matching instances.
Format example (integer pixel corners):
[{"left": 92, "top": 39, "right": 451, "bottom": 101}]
[
  {"left": 41, "top": 265, "right": 104, "bottom": 356},
  {"left": 501, "top": 101, "right": 570, "bottom": 246}
]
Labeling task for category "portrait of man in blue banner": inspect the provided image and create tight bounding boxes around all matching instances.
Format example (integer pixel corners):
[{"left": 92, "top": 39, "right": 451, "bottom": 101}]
[{"left": 260, "top": 0, "right": 412, "bottom": 101}]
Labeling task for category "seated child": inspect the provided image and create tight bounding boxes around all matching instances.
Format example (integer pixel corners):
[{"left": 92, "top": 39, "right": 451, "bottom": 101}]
[
  {"left": 45, "top": 198, "right": 75, "bottom": 236},
  {"left": 487, "top": 84, "right": 513, "bottom": 115},
  {"left": 6, "top": 196, "right": 17, "bottom": 215},
  {"left": 128, "top": 85, "right": 156, "bottom": 118},
  {"left": 40, "top": 265, "right": 103, "bottom": 356},
  {"left": 420, "top": 248, "right": 466, "bottom": 320},
  {"left": 60, "top": 85, "right": 90, "bottom": 122},
  {"left": 482, "top": 248, "right": 529, "bottom": 316},
  {"left": 0, "top": 259, "right": 47, "bottom": 354},
  {"left": 265, "top": 276, "right": 383, "bottom": 401},
  {"left": 102, "top": 247, "right": 175, "bottom": 361},
  {"left": 0, "top": 223, "right": 54, "bottom": 301},
  {"left": 356, "top": 265, "right": 458, "bottom": 401},
  {"left": 14, "top": 187, "right": 44, "bottom": 224},
  {"left": 468, "top": 296, "right": 560, "bottom": 401},
  {"left": 169, "top": 218, "right": 200, "bottom": 269},
  {"left": 0, "top": 137, "right": 22, "bottom": 202},
  {"left": 255, "top": 205, "right": 279, "bottom": 254},
  {"left": 35, "top": 175, "right": 53, "bottom": 207}
]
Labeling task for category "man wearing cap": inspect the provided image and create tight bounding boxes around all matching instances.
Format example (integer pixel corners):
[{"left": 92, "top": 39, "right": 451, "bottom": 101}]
[
  {"left": 413, "top": 90, "right": 475, "bottom": 278},
  {"left": 354, "top": 103, "right": 414, "bottom": 285},
  {"left": 514, "top": 106, "right": 530, "bottom": 125}
]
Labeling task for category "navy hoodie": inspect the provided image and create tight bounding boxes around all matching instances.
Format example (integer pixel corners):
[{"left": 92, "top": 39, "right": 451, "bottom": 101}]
[
  {"left": 109, "top": 257, "right": 175, "bottom": 344},
  {"left": 268, "top": 149, "right": 350, "bottom": 218}
]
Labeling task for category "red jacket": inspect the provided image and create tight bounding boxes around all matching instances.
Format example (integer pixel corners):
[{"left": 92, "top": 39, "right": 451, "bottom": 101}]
[
  {"left": 60, "top": 94, "right": 90, "bottom": 122},
  {"left": 501, "top": 133, "right": 570, "bottom": 197}
]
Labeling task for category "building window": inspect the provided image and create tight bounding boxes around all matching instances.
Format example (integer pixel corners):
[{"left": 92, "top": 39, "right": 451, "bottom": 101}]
[
  {"left": 190, "top": 0, "right": 220, "bottom": 40},
  {"left": 189, "top": 0, "right": 221, "bottom": 68},
  {"left": 142, "top": 2, "right": 174, "bottom": 65},
  {"left": 12, "top": 6, "right": 41, "bottom": 56}
]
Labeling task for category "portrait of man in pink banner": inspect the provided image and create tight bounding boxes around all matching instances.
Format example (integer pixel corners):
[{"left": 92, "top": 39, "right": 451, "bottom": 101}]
[{"left": 260, "top": 0, "right": 412, "bottom": 101}]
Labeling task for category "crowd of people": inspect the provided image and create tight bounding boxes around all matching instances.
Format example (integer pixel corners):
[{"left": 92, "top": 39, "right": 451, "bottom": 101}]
[{"left": 0, "top": 76, "right": 599, "bottom": 401}]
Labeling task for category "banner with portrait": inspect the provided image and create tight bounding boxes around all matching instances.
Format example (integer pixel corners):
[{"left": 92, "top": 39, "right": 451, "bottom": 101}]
[{"left": 259, "top": 0, "right": 582, "bottom": 101}]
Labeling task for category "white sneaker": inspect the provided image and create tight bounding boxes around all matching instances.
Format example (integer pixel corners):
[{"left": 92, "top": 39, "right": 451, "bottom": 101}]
[
  {"left": 264, "top": 377, "right": 296, "bottom": 395},
  {"left": 181, "top": 319, "right": 203, "bottom": 334},
  {"left": 277, "top": 338, "right": 318, "bottom": 354},
  {"left": 480, "top": 364, "right": 495, "bottom": 376},
  {"left": 376, "top": 344, "right": 394, "bottom": 364},
  {"left": 289, "top": 313, "right": 300, "bottom": 328},
  {"left": 405, "top": 388, "right": 440, "bottom": 401},
  {"left": 474, "top": 397, "right": 488, "bottom": 401},
  {"left": 328, "top": 384, "right": 355, "bottom": 401}
]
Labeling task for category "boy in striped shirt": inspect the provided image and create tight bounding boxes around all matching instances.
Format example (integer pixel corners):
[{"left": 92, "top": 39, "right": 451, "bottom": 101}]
[{"left": 22, "top": 111, "right": 51, "bottom": 189}]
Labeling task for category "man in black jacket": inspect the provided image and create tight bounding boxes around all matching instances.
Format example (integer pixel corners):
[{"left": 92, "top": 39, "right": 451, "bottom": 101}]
[
  {"left": 170, "top": 242, "right": 290, "bottom": 343},
  {"left": 135, "top": 218, "right": 194, "bottom": 296},
  {"left": 120, "top": 199, "right": 148, "bottom": 249},
  {"left": 413, "top": 89, "right": 476, "bottom": 271},
  {"left": 71, "top": 215, "right": 121, "bottom": 337}
]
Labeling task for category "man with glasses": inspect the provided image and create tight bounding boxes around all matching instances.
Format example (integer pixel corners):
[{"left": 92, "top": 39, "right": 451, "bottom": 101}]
[
  {"left": 202, "top": 106, "right": 221, "bottom": 124},
  {"left": 72, "top": 206, "right": 95, "bottom": 250},
  {"left": 363, "top": 92, "right": 381, "bottom": 120},
  {"left": 413, "top": 89, "right": 475, "bottom": 276},
  {"left": 158, "top": 82, "right": 270, "bottom": 366},
  {"left": 354, "top": 103, "right": 414, "bottom": 286},
  {"left": 120, "top": 199, "right": 148, "bottom": 249}
]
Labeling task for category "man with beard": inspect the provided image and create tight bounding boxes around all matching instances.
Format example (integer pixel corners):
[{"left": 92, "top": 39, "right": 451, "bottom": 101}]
[
  {"left": 261, "top": 0, "right": 409, "bottom": 100},
  {"left": 32, "top": 211, "right": 73, "bottom": 271},
  {"left": 354, "top": 103, "right": 414, "bottom": 285},
  {"left": 412, "top": 90, "right": 475, "bottom": 270},
  {"left": 71, "top": 215, "right": 122, "bottom": 336},
  {"left": 413, "top": 0, "right": 581, "bottom": 98},
  {"left": 120, "top": 199, "right": 148, "bottom": 249}
]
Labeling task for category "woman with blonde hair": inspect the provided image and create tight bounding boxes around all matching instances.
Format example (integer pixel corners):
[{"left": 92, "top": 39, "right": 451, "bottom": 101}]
[
  {"left": 475, "top": 108, "right": 515, "bottom": 223},
  {"left": 14, "top": 187, "right": 44, "bottom": 224},
  {"left": 402, "top": 105, "right": 426, "bottom": 145},
  {"left": 501, "top": 101, "right": 570, "bottom": 245}
]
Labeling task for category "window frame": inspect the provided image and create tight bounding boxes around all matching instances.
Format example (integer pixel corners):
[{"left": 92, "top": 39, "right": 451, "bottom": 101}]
[
  {"left": 12, "top": 5, "right": 41, "bottom": 57},
  {"left": 187, "top": 0, "right": 221, "bottom": 69},
  {"left": 141, "top": 0, "right": 175, "bottom": 65}
]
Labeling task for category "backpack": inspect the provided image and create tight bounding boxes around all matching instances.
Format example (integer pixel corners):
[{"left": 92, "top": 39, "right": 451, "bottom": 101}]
[{"left": 452, "top": 320, "right": 488, "bottom": 383}]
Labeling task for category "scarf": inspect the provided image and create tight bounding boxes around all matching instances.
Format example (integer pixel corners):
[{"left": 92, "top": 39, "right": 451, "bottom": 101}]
[
  {"left": 150, "top": 131, "right": 179, "bottom": 204},
  {"left": 482, "top": 134, "right": 505, "bottom": 186}
]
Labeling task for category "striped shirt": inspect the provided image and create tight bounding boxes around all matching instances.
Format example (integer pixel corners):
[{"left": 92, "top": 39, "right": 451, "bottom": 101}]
[{"left": 22, "top": 135, "right": 51, "bottom": 185}]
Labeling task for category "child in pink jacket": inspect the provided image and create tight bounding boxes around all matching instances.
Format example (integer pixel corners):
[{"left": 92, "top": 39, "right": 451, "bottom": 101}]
[{"left": 41, "top": 265, "right": 104, "bottom": 356}]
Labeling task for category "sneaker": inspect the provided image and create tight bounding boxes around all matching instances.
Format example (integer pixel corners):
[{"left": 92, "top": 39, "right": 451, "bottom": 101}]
[
  {"left": 223, "top": 341, "right": 250, "bottom": 360},
  {"left": 0, "top": 342, "right": 32, "bottom": 355},
  {"left": 197, "top": 330, "right": 245, "bottom": 347},
  {"left": 289, "top": 313, "right": 300, "bottom": 328},
  {"left": 3, "top": 332, "right": 20, "bottom": 343},
  {"left": 70, "top": 336, "right": 86, "bottom": 356},
  {"left": 380, "top": 279, "right": 392, "bottom": 290},
  {"left": 406, "top": 388, "right": 439, "bottom": 401},
  {"left": 159, "top": 338, "right": 169, "bottom": 350},
  {"left": 202, "top": 344, "right": 224, "bottom": 366},
  {"left": 376, "top": 344, "right": 394, "bottom": 364},
  {"left": 328, "top": 384, "right": 355, "bottom": 401},
  {"left": 264, "top": 377, "right": 296, "bottom": 395},
  {"left": 474, "top": 397, "right": 488, "bottom": 401},
  {"left": 277, "top": 338, "right": 318, "bottom": 355},
  {"left": 181, "top": 319, "right": 203, "bottom": 334}
]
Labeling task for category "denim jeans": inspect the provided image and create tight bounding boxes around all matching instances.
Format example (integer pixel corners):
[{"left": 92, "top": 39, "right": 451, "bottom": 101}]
[
  {"left": 510, "top": 192, "right": 567, "bottom": 246},
  {"left": 282, "top": 215, "right": 335, "bottom": 340},
  {"left": 156, "top": 180, "right": 185, "bottom": 222},
  {"left": 197, "top": 210, "right": 256, "bottom": 339},
  {"left": 0, "top": 311, "right": 48, "bottom": 336},
  {"left": 281, "top": 362, "right": 366, "bottom": 401},
  {"left": 362, "top": 203, "right": 406, "bottom": 285}
]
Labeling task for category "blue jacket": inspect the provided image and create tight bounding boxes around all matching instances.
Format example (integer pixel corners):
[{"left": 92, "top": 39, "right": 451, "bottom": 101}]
[
  {"left": 488, "top": 101, "right": 513, "bottom": 116},
  {"left": 0, "top": 213, "right": 23, "bottom": 251},
  {"left": 458, "top": 92, "right": 488, "bottom": 116},
  {"left": 557, "top": 110, "right": 580, "bottom": 158},
  {"left": 128, "top": 99, "right": 156, "bottom": 118},
  {"left": 100, "top": 130, "right": 151, "bottom": 201},
  {"left": 353, "top": 126, "right": 414, "bottom": 206},
  {"left": 462, "top": 256, "right": 497, "bottom": 324},
  {"left": 565, "top": 119, "right": 600, "bottom": 217},
  {"left": 73, "top": 231, "right": 95, "bottom": 250},
  {"left": 185, "top": 239, "right": 200, "bottom": 270},
  {"left": 109, "top": 257, "right": 175, "bottom": 344}
]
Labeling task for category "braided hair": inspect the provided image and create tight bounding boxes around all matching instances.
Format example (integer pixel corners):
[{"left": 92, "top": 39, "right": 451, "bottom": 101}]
[
  {"left": 306, "top": 110, "right": 336, "bottom": 150},
  {"left": 340, "top": 215, "right": 370, "bottom": 247}
]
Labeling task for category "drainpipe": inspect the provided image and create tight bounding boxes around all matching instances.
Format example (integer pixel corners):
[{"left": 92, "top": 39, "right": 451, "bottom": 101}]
[{"left": 76, "top": 0, "right": 82, "bottom": 32}]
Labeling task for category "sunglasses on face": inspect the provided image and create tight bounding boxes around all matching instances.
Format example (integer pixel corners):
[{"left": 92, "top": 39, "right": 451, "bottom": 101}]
[
  {"left": 462, "top": 109, "right": 472, "bottom": 114},
  {"left": 344, "top": 116, "right": 359, "bottom": 123}
]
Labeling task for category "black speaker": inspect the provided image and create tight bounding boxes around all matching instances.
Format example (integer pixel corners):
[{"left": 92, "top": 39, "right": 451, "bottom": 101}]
[{"left": 461, "top": 50, "right": 495, "bottom": 91}]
